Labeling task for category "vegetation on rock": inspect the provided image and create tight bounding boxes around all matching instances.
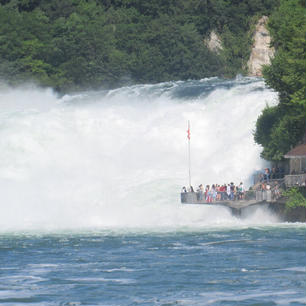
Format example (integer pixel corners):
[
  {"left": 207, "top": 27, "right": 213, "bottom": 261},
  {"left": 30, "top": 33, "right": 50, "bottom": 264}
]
[
  {"left": 254, "top": 0, "right": 306, "bottom": 161},
  {"left": 0, "top": 0, "right": 278, "bottom": 92},
  {"left": 283, "top": 187, "right": 306, "bottom": 212}
]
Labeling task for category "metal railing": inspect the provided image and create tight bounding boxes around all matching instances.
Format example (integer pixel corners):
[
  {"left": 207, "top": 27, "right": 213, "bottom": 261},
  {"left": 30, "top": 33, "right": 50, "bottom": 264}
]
[
  {"left": 253, "top": 171, "right": 286, "bottom": 185},
  {"left": 284, "top": 173, "right": 306, "bottom": 187},
  {"left": 254, "top": 179, "right": 285, "bottom": 202},
  {"left": 181, "top": 190, "right": 256, "bottom": 204}
]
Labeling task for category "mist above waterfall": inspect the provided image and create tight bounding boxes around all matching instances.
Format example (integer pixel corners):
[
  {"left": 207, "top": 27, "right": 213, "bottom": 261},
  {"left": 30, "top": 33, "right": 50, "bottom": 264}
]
[{"left": 0, "top": 77, "right": 279, "bottom": 231}]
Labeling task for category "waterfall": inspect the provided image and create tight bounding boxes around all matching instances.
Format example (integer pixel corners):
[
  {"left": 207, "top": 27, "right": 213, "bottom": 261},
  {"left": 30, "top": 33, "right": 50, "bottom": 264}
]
[{"left": 0, "top": 77, "right": 279, "bottom": 231}]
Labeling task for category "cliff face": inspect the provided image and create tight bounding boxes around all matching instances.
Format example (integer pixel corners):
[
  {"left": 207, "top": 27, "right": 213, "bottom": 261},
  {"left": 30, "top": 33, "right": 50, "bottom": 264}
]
[
  {"left": 247, "top": 16, "right": 275, "bottom": 77},
  {"left": 268, "top": 202, "right": 306, "bottom": 222},
  {"left": 205, "top": 31, "right": 223, "bottom": 54}
]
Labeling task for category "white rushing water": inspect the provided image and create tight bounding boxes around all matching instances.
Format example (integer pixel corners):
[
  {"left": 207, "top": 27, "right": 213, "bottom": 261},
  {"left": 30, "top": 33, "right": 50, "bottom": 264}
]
[{"left": 0, "top": 77, "right": 280, "bottom": 231}]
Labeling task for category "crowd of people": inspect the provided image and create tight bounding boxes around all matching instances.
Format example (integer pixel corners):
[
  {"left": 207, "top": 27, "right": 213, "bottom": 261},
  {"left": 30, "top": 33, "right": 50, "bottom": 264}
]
[
  {"left": 257, "top": 181, "right": 281, "bottom": 199},
  {"left": 181, "top": 167, "right": 288, "bottom": 203},
  {"left": 259, "top": 167, "right": 285, "bottom": 182},
  {"left": 181, "top": 182, "right": 245, "bottom": 202}
]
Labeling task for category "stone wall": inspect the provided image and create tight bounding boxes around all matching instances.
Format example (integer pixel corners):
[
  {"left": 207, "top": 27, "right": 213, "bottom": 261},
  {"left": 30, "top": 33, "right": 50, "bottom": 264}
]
[{"left": 268, "top": 202, "right": 306, "bottom": 222}]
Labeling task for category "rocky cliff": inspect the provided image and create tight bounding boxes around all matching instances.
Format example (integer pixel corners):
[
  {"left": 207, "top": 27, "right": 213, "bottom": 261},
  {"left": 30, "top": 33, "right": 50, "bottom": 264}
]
[
  {"left": 247, "top": 16, "right": 275, "bottom": 77},
  {"left": 205, "top": 31, "right": 223, "bottom": 54},
  {"left": 268, "top": 201, "right": 306, "bottom": 222}
]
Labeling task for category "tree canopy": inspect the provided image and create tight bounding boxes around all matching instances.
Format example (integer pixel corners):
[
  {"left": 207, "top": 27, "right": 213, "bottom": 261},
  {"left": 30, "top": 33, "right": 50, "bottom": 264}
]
[
  {"left": 0, "top": 0, "right": 278, "bottom": 92},
  {"left": 254, "top": 0, "right": 306, "bottom": 161}
]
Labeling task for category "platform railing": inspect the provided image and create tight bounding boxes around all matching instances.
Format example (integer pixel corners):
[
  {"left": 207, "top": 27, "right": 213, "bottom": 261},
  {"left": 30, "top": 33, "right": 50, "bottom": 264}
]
[
  {"left": 255, "top": 190, "right": 272, "bottom": 202},
  {"left": 181, "top": 190, "right": 256, "bottom": 204},
  {"left": 284, "top": 173, "right": 306, "bottom": 187}
]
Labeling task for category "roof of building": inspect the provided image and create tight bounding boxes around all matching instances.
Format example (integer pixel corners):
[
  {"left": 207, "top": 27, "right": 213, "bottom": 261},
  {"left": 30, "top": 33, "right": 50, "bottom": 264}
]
[{"left": 284, "top": 144, "right": 306, "bottom": 158}]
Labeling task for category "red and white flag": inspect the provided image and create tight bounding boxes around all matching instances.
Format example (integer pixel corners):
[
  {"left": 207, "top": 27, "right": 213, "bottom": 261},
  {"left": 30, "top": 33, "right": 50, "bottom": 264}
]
[{"left": 187, "top": 121, "right": 190, "bottom": 140}]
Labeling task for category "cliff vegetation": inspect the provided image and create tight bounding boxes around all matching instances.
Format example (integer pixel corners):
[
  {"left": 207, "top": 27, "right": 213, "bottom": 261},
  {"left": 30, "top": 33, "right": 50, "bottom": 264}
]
[
  {"left": 0, "top": 0, "right": 278, "bottom": 92},
  {"left": 254, "top": 0, "right": 306, "bottom": 161}
]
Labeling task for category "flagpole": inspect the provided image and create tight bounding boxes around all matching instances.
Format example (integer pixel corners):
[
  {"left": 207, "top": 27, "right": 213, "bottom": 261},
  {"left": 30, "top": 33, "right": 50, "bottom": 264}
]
[{"left": 187, "top": 120, "right": 191, "bottom": 189}]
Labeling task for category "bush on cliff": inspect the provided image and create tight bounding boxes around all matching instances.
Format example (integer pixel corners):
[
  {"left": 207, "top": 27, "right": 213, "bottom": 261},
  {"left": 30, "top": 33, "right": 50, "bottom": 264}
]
[{"left": 283, "top": 187, "right": 306, "bottom": 212}]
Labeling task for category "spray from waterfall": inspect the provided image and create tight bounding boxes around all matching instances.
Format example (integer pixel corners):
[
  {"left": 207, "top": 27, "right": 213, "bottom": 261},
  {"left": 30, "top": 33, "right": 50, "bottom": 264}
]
[{"left": 0, "top": 77, "right": 279, "bottom": 231}]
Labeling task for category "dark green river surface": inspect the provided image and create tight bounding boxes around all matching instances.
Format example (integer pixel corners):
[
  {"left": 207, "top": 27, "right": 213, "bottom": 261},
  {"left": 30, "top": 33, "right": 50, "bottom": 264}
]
[{"left": 0, "top": 226, "right": 305, "bottom": 306}]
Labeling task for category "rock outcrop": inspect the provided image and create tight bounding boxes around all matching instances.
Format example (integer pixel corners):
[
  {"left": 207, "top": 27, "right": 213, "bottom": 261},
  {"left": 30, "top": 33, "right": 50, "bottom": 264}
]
[
  {"left": 268, "top": 201, "right": 306, "bottom": 222},
  {"left": 205, "top": 31, "right": 223, "bottom": 54},
  {"left": 247, "top": 16, "right": 275, "bottom": 77}
]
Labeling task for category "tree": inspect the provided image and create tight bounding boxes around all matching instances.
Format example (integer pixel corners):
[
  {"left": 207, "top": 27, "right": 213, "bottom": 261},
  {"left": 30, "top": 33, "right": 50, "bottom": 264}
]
[{"left": 255, "top": 0, "right": 306, "bottom": 161}]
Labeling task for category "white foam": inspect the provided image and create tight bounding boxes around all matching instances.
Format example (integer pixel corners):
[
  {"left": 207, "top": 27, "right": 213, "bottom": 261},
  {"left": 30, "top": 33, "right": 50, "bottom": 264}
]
[
  {"left": 0, "top": 78, "right": 281, "bottom": 232},
  {"left": 66, "top": 277, "right": 136, "bottom": 284}
]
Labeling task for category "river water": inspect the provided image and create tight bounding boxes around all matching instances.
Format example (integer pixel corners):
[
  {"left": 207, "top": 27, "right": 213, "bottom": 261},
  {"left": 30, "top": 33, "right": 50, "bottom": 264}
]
[
  {"left": 0, "top": 227, "right": 305, "bottom": 305},
  {"left": 0, "top": 77, "right": 305, "bottom": 305}
]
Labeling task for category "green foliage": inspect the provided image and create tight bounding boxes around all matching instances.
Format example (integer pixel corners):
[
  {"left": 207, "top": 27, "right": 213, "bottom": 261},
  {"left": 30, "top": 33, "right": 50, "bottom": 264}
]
[
  {"left": 255, "top": 0, "right": 306, "bottom": 161},
  {"left": 283, "top": 187, "right": 306, "bottom": 211},
  {"left": 255, "top": 104, "right": 306, "bottom": 160},
  {"left": 254, "top": 106, "right": 280, "bottom": 145},
  {"left": 0, "top": 0, "right": 278, "bottom": 92}
]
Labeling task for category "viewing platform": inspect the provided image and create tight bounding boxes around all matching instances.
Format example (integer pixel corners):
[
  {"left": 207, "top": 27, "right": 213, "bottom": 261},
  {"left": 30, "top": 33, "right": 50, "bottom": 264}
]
[{"left": 181, "top": 190, "right": 277, "bottom": 216}]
